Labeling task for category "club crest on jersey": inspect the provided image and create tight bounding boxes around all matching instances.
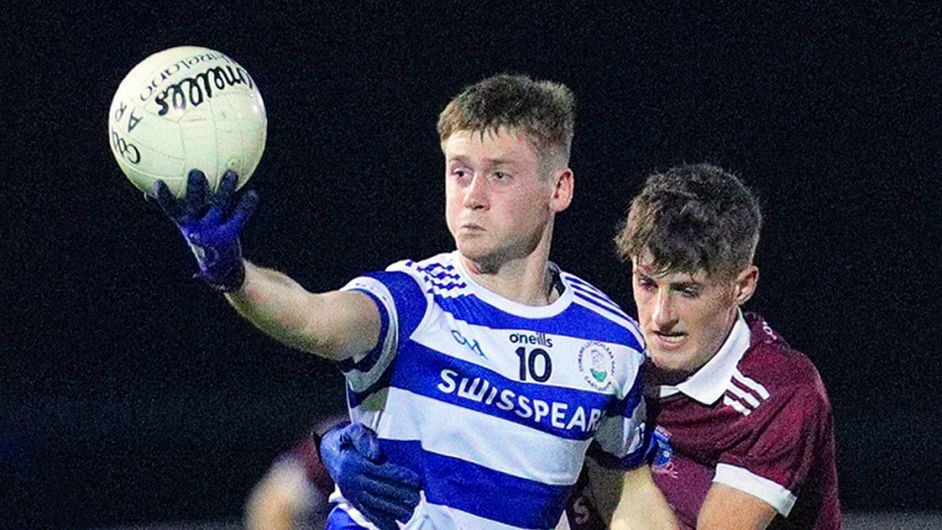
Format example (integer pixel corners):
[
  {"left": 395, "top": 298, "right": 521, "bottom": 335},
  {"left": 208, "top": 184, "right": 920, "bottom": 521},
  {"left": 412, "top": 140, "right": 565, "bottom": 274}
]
[
  {"left": 650, "top": 427, "right": 677, "bottom": 478},
  {"left": 578, "top": 341, "right": 615, "bottom": 391}
]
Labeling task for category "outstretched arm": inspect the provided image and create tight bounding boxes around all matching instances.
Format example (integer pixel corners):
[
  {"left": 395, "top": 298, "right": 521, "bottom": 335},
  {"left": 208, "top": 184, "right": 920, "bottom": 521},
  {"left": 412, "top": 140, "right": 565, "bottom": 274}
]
[
  {"left": 156, "top": 169, "right": 380, "bottom": 362},
  {"left": 226, "top": 265, "right": 380, "bottom": 361}
]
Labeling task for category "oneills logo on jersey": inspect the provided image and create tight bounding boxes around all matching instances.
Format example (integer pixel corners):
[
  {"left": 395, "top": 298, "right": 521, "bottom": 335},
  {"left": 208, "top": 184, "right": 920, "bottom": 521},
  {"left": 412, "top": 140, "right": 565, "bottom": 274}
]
[
  {"left": 437, "top": 369, "right": 603, "bottom": 433},
  {"left": 508, "top": 332, "right": 554, "bottom": 348},
  {"left": 578, "top": 341, "right": 615, "bottom": 391}
]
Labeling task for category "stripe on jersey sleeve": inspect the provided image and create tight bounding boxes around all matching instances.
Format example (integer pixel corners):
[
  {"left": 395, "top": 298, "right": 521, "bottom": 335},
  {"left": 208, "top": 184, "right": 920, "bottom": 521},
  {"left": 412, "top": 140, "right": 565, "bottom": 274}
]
[
  {"left": 714, "top": 463, "right": 797, "bottom": 516},
  {"left": 339, "top": 271, "right": 428, "bottom": 392},
  {"left": 360, "top": 270, "right": 430, "bottom": 338},
  {"left": 382, "top": 439, "right": 572, "bottom": 529},
  {"left": 334, "top": 288, "right": 389, "bottom": 375},
  {"left": 565, "top": 277, "right": 627, "bottom": 316}
]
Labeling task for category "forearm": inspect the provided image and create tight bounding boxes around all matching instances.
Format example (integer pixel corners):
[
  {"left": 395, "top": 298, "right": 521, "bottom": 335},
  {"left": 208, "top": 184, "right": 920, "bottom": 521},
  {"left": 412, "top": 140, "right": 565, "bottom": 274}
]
[
  {"left": 225, "top": 260, "right": 378, "bottom": 361},
  {"left": 244, "top": 458, "right": 314, "bottom": 530},
  {"left": 609, "top": 471, "right": 678, "bottom": 530},
  {"left": 696, "top": 484, "right": 776, "bottom": 530},
  {"left": 153, "top": 173, "right": 378, "bottom": 360},
  {"left": 587, "top": 460, "right": 678, "bottom": 530}
]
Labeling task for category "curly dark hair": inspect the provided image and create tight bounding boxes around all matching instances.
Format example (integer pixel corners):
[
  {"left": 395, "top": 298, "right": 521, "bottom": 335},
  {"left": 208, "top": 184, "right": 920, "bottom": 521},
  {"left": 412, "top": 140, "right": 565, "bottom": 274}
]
[{"left": 615, "top": 164, "right": 762, "bottom": 280}]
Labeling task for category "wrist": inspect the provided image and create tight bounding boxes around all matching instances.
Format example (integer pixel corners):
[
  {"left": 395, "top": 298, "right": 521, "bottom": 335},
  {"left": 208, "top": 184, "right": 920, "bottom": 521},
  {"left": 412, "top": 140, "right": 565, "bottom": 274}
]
[{"left": 188, "top": 239, "right": 246, "bottom": 291}]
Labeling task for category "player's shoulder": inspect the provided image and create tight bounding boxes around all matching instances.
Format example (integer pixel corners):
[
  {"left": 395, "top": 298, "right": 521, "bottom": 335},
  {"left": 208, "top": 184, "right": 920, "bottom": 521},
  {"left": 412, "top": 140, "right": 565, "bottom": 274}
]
[
  {"left": 385, "top": 252, "right": 457, "bottom": 281},
  {"left": 358, "top": 252, "right": 459, "bottom": 292},
  {"left": 559, "top": 270, "right": 638, "bottom": 318},
  {"left": 740, "top": 313, "right": 830, "bottom": 402},
  {"left": 559, "top": 268, "right": 644, "bottom": 346}
]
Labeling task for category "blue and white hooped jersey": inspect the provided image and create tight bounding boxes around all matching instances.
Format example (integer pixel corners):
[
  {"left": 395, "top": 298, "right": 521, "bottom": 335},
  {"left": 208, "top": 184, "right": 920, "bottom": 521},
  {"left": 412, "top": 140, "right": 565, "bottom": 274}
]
[{"left": 330, "top": 252, "right": 648, "bottom": 530}]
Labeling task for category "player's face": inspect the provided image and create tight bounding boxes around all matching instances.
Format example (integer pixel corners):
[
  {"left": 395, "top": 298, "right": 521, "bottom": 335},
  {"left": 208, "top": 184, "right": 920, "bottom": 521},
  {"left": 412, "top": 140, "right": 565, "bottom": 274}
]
[
  {"left": 443, "top": 128, "right": 571, "bottom": 269},
  {"left": 632, "top": 252, "right": 757, "bottom": 375}
]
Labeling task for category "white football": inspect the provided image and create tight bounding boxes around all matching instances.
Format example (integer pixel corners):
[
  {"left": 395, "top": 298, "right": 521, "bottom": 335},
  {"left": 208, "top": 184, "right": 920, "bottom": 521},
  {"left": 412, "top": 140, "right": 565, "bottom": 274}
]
[{"left": 108, "top": 46, "right": 267, "bottom": 197}]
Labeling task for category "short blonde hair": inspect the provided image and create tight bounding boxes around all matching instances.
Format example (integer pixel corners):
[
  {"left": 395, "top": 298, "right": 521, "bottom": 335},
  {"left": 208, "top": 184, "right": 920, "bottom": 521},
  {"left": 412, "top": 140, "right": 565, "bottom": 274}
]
[{"left": 437, "top": 74, "right": 575, "bottom": 171}]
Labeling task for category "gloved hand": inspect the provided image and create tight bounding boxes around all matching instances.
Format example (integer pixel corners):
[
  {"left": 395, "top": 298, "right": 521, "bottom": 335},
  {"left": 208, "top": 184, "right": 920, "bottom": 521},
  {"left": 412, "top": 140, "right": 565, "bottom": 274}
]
[
  {"left": 320, "top": 423, "right": 422, "bottom": 530},
  {"left": 155, "top": 169, "right": 258, "bottom": 291}
]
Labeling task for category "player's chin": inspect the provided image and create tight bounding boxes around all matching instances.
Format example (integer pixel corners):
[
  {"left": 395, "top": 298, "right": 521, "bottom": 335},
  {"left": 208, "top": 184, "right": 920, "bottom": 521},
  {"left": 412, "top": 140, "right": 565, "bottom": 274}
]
[
  {"left": 455, "top": 238, "right": 491, "bottom": 260},
  {"left": 647, "top": 348, "right": 695, "bottom": 373},
  {"left": 457, "top": 244, "right": 510, "bottom": 272}
]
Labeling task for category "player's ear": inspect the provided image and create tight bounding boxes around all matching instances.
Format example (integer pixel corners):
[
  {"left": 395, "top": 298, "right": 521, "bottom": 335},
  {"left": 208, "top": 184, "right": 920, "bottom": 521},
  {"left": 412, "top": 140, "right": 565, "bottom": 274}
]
[
  {"left": 549, "top": 168, "right": 573, "bottom": 213},
  {"left": 734, "top": 265, "right": 759, "bottom": 305}
]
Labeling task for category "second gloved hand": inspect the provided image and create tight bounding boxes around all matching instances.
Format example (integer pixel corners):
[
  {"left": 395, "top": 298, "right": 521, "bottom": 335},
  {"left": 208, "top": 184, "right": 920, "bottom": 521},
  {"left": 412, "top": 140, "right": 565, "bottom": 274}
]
[{"left": 321, "top": 423, "right": 422, "bottom": 530}]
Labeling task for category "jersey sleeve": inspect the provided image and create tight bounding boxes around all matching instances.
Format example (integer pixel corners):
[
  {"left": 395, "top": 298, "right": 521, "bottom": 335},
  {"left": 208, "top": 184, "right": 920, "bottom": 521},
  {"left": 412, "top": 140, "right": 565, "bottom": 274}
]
[
  {"left": 586, "top": 358, "right": 649, "bottom": 470},
  {"left": 337, "top": 267, "right": 429, "bottom": 393},
  {"left": 714, "top": 379, "right": 833, "bottom": 516}
]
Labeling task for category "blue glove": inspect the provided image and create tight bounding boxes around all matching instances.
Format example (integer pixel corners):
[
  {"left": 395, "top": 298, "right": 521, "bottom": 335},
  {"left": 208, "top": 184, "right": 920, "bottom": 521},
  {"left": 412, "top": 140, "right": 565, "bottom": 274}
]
[
  {"left": 320, "top": 423, "right": 422, "bottom": 530},
  {"left": 155, "top": 169, "right": 258, "bottom": 291}
]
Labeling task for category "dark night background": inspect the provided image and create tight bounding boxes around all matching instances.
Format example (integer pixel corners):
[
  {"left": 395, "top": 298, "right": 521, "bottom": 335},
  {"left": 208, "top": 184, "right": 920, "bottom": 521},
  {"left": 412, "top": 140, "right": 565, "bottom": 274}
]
[{"left": 4, "top": 2, "right": 941, "bottom": 528}]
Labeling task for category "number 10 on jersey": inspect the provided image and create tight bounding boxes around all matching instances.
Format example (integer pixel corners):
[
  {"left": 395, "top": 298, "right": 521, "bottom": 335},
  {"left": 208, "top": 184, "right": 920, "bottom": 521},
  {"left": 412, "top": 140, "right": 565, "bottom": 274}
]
[{"left": 516, "top": 348, "right": 552, "bottom": 382}]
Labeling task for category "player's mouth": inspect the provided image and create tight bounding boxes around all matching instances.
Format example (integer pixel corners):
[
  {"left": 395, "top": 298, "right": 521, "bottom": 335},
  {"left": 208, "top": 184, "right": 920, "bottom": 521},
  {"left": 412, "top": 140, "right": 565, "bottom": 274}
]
[
  {"left": 650, "top": 330, "right": 687, "bottom": 349},
  {"left": 460, "top": 223, "right": 485, "bottom": 232}
]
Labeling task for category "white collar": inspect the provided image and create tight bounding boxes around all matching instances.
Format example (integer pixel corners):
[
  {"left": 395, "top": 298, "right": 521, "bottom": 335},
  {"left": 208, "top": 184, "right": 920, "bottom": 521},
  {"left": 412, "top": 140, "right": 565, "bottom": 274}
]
[{"left": 658, "top": 311, "right": 752, "bottom": 404}]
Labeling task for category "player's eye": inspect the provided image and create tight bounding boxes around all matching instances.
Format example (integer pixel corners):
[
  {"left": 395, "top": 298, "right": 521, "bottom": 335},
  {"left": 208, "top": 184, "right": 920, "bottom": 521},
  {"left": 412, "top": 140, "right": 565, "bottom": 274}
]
[
  {"left": 491, "top": 171, "right": 510, "bottom": 181},
  {"left": 679, "top": 287, "right": 701, "bottom": 298}
]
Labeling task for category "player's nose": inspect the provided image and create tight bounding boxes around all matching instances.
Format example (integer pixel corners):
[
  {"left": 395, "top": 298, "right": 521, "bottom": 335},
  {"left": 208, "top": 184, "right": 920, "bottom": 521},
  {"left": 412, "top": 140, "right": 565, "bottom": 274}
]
[
  {"left": 652, "top": 290, "right": 676, "bottom": 327},
  {"left": 463, "top": 175, "right": 489, "bottom": 210}
]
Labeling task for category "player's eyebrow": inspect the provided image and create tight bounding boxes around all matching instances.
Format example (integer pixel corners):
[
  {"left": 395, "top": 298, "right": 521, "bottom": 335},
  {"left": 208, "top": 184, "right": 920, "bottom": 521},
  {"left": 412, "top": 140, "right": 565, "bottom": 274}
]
[
  {"left": 669, "top": 281, "right": 702, "bottom": 290},
  {"left": 634, "top": 269, "right": 703, "bottom": 289},
  {"left": 447, "top": 156, "right": 524, "bottom": 172}
]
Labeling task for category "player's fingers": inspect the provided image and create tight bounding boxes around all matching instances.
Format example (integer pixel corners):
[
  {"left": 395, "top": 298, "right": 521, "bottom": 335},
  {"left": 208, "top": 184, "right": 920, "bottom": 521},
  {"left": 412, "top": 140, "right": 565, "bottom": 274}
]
[
  {"left": 226, "top": 190, "right": 258, "bottom": 233},
  {"left": 154, "top": 180, "right": 180, "bottom": 218},
  {"left": 366, "top": 462, "right": 423, "bottom": 490},
  {"left": 359, "top": 492, "right": 417, "bottom": 528},
  {"left": 204, "top": 204, "right": 224, "bottom": 227},
  {"left": 184, "top": 169, "right": 208, "bottom": 213},
  {"left": 364, "top": 476, "right": 421, "bottom": 507},
  {"left": 215, "top": 170, "right": 239, "bottom": 208},
  {"left": 347, "top": 423, "right": 383, "bottom": 462}
]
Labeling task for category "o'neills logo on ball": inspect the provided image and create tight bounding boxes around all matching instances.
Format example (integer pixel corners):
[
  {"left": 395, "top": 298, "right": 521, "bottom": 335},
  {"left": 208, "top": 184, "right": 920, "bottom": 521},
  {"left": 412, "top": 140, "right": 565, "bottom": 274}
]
[
  {"left": 154, "top": 63, "right": 255, "bottom": 116},
  {"left": 135, "top": 52, "right": 230, "bottom": 103},
  {"left": 578, "top": 341, "right": 615, "bottom": 391}
]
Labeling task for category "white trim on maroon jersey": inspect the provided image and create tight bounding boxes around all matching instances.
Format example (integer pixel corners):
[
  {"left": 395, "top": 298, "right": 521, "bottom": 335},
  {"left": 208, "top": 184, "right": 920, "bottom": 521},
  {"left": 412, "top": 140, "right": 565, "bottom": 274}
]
[
  {"left": 722, "top": 368, "right": 772, "bottom": 416},
  {"left": 714, "top": 463, "right": 798, "bottom": 516}
]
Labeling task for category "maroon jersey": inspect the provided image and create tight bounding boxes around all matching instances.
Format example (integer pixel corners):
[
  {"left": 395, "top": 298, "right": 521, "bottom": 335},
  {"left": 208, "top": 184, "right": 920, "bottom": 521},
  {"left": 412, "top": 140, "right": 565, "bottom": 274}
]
[
  {"left": 566, "top": 313, "right": 840, "bottom": 529},
  {"left": 647, "top": 312, "right": 840, "bottom": 528},
  {"left": 289, "top": 437, "right": 335, "bottom": 497}
]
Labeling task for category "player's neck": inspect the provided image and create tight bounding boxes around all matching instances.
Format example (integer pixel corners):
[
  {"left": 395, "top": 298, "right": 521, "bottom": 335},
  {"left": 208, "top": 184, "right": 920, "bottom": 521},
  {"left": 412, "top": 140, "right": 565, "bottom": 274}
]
[{"left": 460, "top": 242, "right": 559, "bottom": 306}]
